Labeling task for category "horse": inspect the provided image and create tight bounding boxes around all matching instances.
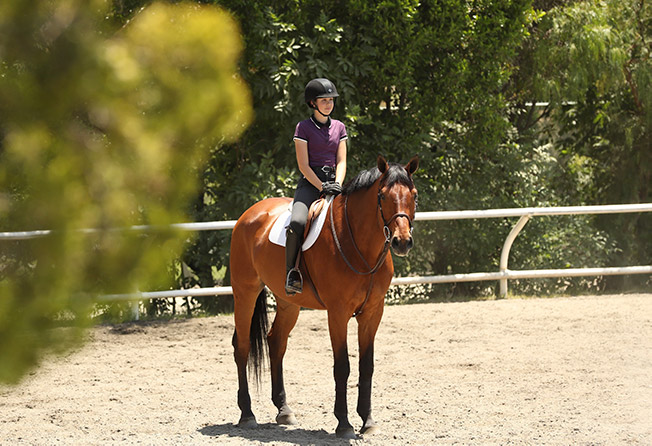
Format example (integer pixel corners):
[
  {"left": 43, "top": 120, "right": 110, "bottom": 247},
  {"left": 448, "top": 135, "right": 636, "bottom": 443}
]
[{"left": 229, "top": 155, "right": 419, "bottom": 439}]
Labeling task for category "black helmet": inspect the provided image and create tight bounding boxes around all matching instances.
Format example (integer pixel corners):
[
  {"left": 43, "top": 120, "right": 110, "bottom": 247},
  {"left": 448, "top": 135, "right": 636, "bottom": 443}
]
[{"left": 304, "top": 78, "right": 339, "bottom": 108}]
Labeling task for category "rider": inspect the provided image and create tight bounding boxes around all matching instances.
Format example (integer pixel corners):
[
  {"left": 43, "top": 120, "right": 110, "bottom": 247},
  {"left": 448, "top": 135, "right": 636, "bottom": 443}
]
[{"left": 285, "top": 78, "right": 348, "bottom": 295}]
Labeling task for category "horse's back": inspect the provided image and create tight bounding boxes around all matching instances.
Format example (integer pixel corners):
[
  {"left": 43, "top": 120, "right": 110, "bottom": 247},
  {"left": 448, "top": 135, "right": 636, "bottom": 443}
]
[
  {"left": 230, "top": 197, "right": 291, "bottom": 288},
  {"left": 232, "top": 197, "right": 291, "bottom": 239}
]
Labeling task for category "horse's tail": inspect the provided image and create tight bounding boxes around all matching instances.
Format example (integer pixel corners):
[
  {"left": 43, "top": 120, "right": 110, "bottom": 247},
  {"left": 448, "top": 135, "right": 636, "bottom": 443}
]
[{"left": 248, "top": 288, "right": 269, "bottom": 384}]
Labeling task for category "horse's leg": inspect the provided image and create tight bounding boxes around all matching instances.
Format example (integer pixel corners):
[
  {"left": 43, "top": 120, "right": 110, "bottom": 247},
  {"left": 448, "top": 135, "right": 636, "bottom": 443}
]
[
  {"left": 232, "top": 285, "right": 264, "bottom": 428},
  {"left": 356, "top": 303, "right": 384, "bottom": 435},
  {"left": 327, "top": 311, "right": 356, "bottom": 439},
  {"left": 268, "top": 298, "right": 301, "bottom": 425}
]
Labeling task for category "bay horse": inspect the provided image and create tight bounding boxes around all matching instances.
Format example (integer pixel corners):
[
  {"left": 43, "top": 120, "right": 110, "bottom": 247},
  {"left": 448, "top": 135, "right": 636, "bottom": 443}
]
[{"left": 229, "top": 155, "right": 419, "bottom": 439}]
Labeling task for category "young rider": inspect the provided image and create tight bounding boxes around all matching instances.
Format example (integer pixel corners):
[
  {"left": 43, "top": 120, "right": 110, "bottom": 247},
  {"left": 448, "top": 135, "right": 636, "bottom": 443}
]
[{"left": 285, "top": 78, "right": 348, "bottom": 295}]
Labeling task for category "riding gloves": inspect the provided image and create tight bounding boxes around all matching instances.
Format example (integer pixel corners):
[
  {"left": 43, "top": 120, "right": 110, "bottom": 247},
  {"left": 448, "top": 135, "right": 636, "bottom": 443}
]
[{"left": 321, "top": 181, "right": 342, "bottom": 196}]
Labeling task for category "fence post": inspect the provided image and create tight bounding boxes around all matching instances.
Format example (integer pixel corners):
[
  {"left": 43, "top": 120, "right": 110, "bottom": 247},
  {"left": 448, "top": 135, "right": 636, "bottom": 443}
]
[
  {"left": 130, "top": 300, "right": 140, "bottom": 321},
  {"left": 500, "top": 214, "right": 532, "bottom": 298}
]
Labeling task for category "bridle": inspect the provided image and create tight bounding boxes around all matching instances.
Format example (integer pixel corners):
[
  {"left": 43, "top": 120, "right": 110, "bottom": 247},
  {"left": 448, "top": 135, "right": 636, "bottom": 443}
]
[
  {"left": 378, "top": 191, "right": 414, "bottom": 244},
  {"left": 331, "top": 187, "right": 414, "bottom": 275},
  {"left": 327, "top": 185, "right": 414, "bottom": 317}
]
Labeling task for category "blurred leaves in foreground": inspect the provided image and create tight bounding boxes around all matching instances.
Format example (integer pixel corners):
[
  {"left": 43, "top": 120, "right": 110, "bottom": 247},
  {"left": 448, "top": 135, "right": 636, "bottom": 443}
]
[{"left": 0, "top": 1, "right": 251, "bottom": 383}]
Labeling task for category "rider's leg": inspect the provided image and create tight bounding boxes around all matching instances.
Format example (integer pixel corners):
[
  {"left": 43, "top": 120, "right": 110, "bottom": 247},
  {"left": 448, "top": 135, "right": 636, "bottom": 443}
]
[
  {"left": 285, "top": 167, "right": 333, "bottom": 294},
  {"left": 285, "top": 177, "right": 319, "bottom": 295},
  {"left": 284, "top": 219, "right": 305, "bottom": 295}
]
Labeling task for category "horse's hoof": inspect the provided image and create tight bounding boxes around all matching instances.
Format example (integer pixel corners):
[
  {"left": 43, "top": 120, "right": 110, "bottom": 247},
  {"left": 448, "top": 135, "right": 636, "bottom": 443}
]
[
  {"left": 276, "top": 412, "right": 298, "bottom": 425},
  {"left": 237, "top": 416, "right": 258, "bottom": 429},
  {"left": 336, "top": 427, "right": 357, "bottom": 440},
  {"left": 360, "top": 424, "right": 381, "bottom": 436}
]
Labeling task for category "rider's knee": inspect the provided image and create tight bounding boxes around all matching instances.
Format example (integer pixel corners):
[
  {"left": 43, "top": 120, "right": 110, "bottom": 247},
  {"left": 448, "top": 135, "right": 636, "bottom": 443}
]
[{"left": 286, "top": 220, "right": 305, "bottom": 237}]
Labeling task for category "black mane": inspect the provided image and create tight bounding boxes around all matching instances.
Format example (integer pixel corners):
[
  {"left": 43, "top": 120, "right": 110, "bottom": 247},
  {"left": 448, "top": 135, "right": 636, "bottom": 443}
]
[{"left": 342, "top": 162, "right": 413, "bottom": 195}]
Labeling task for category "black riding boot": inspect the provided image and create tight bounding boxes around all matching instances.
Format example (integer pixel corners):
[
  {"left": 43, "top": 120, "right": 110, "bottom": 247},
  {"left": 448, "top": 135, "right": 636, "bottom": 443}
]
[{"left": 285, "top": 226, "right": 303, "bottom": 295}]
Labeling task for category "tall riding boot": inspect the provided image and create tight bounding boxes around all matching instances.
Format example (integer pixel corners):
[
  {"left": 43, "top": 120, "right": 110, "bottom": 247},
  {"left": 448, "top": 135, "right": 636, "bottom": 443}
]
[{"left": 285, "top": 226, "right": 303, "bottom": 295}]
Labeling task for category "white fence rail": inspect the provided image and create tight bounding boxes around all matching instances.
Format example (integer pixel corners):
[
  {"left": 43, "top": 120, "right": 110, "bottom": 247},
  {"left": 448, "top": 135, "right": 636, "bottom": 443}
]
[
  {"left": 2, "top": 203, "right": 651, "bottom": 308},
  {"left": 413, "top": 203, "right": 652, "bottom": 297}
]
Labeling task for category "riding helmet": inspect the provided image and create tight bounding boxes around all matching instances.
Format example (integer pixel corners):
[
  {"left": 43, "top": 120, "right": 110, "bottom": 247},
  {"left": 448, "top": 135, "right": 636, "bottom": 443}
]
[{"left": 304, "top": 78, "right": 339, "bottom": 108}]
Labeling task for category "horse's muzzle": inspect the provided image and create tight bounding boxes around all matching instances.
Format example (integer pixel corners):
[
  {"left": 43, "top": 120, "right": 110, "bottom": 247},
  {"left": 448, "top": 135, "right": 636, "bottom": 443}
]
[{"left": 391, "top": 235, "right": 413, "bottom": 256}]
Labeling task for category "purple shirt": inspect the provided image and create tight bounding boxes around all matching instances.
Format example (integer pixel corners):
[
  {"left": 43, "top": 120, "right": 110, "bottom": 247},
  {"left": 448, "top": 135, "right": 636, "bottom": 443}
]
[{"left": 293, "top": 117, "right": 348, "bottom": 167}]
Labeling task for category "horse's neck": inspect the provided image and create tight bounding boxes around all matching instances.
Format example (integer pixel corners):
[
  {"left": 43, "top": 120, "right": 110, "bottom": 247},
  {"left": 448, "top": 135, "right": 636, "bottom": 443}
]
[{"left": 341, "top": 186, "right": 385, "bottom": 256}]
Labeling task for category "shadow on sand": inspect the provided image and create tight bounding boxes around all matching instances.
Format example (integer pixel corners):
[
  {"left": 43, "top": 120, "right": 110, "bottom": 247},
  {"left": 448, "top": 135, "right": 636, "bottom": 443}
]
[{"left": 198, "top": 422, "right": 357, "bottom": 445}]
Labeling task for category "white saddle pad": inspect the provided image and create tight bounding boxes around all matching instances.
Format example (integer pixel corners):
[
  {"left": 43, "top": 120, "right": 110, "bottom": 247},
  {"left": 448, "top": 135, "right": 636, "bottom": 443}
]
[{"left": 268, "top": 195, "right": 333, "bottom": 251}]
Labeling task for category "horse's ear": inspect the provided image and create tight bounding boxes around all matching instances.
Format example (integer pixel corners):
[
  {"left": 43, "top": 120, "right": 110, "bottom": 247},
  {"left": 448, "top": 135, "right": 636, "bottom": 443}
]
[
  {"left": 405, "top": 155, "right": 419, "bottom": 176},
  {"left": 377, "top": 155, "right": 388, "bottom": 174}
]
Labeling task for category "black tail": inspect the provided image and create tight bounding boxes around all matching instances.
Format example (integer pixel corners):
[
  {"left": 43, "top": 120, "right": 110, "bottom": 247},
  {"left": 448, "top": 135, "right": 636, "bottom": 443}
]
[{"left": 248, "top": 288, "right": 269, "bottom": 384}]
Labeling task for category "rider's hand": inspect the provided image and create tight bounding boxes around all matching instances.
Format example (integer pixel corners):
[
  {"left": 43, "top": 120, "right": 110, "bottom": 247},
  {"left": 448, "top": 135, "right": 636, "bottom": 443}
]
[{"left": 321, "top": 181, "right": 342, "bottom": 197}]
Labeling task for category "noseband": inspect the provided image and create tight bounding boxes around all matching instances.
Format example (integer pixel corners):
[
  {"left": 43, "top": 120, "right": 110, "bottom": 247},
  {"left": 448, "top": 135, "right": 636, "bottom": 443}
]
[{"left": 378, "top": 191, "right": 414, "bottom": 243}]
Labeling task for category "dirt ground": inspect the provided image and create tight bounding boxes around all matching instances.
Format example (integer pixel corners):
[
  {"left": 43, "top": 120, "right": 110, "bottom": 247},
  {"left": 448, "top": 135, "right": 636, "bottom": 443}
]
[{"left": 1, "top": 293, "right": 650, "bottom": 445}]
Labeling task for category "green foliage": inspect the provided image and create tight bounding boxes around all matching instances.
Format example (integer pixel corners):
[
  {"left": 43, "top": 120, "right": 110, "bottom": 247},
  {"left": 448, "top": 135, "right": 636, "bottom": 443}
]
[
  {"left": 511, "top": 0, "right": 651, "bottom": 289},
  {"left": 179, "top": 0, "right": 543, "bottom": 301},
  {"left": 158, "top": 0, "right": 646, "bottom": 304},
  {"left": 111, "top": 0, "right": 649, "bottom": 305},
  {"left": 4, "top": 0, "right": 646, "bottom": 347},
  {"left": 0, "top": 1, "right": 251, "bottom": 383}
]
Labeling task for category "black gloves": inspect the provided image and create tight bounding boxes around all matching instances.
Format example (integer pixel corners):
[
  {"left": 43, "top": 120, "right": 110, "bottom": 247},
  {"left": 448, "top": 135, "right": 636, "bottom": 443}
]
[{"left": 321, "top": 181, "right": 342, "bottom": 196}]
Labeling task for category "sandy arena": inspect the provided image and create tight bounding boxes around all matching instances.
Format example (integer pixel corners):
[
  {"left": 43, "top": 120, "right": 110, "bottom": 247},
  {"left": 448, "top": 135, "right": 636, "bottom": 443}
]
[{"left": 1, "top": 293, "right": 650, "bottom": 445}]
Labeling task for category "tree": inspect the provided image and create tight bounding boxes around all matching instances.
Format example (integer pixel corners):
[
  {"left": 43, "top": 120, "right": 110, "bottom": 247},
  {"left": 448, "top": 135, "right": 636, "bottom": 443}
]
[
  {"left": 0, "top": 1, "right": 251, "bottom": 383},
  {"left": 183, "top": 0, "right": 550, "bottom": 299},
  {"left": 109, "top": 1, "right": 645, "bottom": 304},
  {"left": 509, "top": 0, "right": 651, "bottom": 288}
]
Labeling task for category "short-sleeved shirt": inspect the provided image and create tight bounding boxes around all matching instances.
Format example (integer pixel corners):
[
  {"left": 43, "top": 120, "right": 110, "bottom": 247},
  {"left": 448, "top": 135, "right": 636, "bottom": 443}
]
[{"left": 293, "top": 116, "right": 347, "bottom": 167}]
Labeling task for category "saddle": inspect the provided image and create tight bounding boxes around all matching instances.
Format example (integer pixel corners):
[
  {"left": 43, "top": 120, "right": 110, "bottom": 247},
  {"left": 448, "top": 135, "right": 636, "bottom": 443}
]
[
  {"left": 268, "top": 195, "right": 333, "bottom": 250},
  {"left": 305, "top": 198, "right": 327, "bottom": 237}
]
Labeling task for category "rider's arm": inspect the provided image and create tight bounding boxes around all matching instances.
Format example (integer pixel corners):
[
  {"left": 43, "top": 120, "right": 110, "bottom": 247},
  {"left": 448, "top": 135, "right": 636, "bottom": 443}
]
[
  {"left": 335, "top": 139, "right": 347, "bottom": 185},
  {"left": 295, "top": 139, "right": 323, "bottom": 190}
]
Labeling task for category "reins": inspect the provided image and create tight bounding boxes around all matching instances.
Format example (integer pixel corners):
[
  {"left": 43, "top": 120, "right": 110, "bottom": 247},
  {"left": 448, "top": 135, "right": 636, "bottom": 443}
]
[
  {"left": 330, "top": 195, "right": 389, "bottom": 276},
  {"left": 328, "top": 189, "right": 413, "bottom": 317}
]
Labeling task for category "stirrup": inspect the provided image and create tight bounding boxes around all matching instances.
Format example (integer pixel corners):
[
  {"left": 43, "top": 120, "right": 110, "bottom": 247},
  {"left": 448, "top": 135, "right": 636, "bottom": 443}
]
[{"left": 285, "top": 268, "right": 303, "bottom": 295}]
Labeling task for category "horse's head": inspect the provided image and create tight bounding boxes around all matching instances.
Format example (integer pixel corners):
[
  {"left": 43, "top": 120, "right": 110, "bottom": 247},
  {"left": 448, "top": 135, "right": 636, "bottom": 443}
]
[{"left": 377, "top": 155, "right": 419, "bottom": 256}]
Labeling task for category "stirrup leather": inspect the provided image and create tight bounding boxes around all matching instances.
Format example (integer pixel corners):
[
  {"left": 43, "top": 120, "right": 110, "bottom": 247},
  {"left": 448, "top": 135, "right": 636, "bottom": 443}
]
[{"left": 285, "top": 267, "right": 303, "bottom": 294}]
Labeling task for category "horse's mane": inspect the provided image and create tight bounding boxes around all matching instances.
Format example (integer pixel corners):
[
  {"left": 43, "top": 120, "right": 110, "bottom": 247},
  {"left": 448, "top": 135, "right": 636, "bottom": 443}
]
[{"left": 342, "top": 162, "right": 413, "bottom": 196}]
